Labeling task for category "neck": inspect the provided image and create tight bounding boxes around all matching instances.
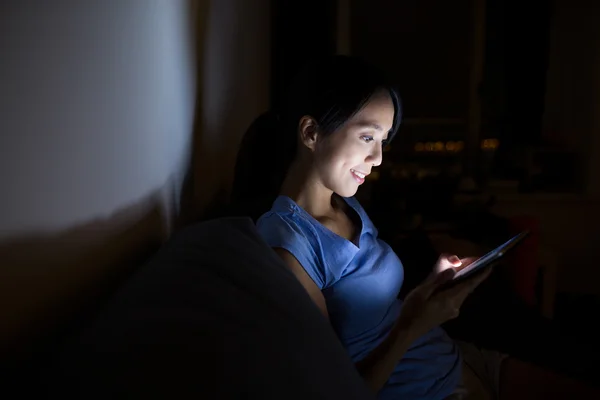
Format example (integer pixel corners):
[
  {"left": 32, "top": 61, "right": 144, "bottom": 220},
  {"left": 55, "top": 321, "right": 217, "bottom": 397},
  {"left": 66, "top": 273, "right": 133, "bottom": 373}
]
[{"left": 280, "top": 159, "right": 336, "bottom": 218}]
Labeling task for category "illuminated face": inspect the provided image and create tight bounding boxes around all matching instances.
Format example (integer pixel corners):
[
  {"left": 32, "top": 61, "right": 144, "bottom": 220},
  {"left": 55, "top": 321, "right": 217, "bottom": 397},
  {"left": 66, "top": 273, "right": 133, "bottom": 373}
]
[{"left": 311, "top": 90, "right": 395, "bottom": 197}]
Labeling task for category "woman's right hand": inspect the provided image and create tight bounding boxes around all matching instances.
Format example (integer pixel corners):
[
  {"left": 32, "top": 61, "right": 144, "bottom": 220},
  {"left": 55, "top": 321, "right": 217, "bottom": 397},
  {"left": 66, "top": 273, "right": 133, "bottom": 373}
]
[{"left": 397, "top": 254, "right": 492, "bottom": 341}]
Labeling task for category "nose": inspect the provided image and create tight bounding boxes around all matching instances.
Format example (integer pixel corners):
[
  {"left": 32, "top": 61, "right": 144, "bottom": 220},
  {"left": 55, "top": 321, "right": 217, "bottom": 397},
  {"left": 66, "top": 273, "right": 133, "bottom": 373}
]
[{"left": 366, "top": 143, "right": 383, "bottom": 167}]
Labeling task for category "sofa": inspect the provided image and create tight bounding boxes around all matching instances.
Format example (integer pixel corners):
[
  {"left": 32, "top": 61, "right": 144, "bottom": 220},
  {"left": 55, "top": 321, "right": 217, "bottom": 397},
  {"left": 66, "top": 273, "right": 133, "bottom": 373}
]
[{"left": 24, "top": 217, "right": 375, "bottom": 399}]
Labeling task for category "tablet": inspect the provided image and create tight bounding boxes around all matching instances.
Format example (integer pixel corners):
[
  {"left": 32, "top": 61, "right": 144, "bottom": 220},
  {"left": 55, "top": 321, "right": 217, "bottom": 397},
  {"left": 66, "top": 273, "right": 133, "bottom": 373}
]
[{"left": 443, "top": 230, "right": 530, "bottom": 287}]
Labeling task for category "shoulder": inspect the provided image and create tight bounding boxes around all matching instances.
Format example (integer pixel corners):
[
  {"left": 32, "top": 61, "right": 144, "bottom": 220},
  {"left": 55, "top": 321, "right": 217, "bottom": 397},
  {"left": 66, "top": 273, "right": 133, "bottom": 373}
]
[
  {"left": 257, "top": 208, "right": 317, "bottom": 247},
  {"left": 256, "top": 196, "right": 323, "bottom": 256},
  {"left": 256, "top": 197, "right": 330, "bottom": 288}
]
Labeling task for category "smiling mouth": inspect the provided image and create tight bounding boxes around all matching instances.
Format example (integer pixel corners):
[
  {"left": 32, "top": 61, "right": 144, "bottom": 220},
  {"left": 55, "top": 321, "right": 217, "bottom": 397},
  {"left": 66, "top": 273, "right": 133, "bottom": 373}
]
[{"left": 351, "top": 169, "right": 368, "bottom": 183}]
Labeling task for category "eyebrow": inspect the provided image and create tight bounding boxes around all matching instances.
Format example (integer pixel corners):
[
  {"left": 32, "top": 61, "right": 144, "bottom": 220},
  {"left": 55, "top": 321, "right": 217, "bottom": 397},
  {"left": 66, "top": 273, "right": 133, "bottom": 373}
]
[{"left": 354, "top": 121, "right": 384, "bottom": 131}]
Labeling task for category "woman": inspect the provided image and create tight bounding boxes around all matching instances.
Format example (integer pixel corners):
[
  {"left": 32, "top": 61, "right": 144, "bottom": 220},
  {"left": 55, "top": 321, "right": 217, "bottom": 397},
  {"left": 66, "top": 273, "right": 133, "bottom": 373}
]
[{"left": 239, "top": 56, "right": 595, "bottom": 399}]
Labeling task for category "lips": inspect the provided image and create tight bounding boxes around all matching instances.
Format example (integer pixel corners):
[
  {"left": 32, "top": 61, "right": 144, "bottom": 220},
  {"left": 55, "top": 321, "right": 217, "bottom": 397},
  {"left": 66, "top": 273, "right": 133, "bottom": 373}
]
[{"left": 351, "top": 169, "right": 368, "bottom": 184}]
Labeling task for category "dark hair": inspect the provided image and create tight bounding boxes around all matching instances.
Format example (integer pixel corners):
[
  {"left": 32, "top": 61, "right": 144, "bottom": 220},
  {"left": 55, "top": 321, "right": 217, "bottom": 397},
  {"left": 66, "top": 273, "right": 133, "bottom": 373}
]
[{"left": 231, "top": 56, "right": 402, "bottom": 220}]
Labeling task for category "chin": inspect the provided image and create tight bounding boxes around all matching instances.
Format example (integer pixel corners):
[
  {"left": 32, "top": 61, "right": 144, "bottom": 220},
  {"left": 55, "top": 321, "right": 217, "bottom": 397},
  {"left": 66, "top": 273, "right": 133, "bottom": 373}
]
[{"left": 334, "top": 185, "right": 359, "bottom": 198}]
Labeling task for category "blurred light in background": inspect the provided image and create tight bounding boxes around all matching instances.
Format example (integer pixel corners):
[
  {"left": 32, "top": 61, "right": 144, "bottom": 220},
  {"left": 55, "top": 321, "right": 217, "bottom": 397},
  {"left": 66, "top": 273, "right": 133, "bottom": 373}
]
[
  {"left": 482, "top": 138, "right": 500, "bottom": 150},
  {"left": 413, "top": 140, "right": 467, "bottom": 153}
]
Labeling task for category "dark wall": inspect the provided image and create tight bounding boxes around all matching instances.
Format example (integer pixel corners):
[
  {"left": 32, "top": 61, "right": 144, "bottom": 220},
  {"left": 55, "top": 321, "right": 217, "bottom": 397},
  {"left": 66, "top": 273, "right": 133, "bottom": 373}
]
[
  {"left": 483, "top": 0, "right": 553, "bottom": 177},
  {"left": 270, "top": 0, "right": 337, "bottom": 109},
  {"left": 350, "top": 0, "right": 473, "bottom": 120}
]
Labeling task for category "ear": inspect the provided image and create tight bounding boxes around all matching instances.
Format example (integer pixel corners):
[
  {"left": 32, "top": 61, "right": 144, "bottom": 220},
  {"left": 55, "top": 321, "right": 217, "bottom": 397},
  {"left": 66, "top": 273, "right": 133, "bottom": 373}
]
[{"left": 298, "top": 116, "right": 320, "bottom": 151}]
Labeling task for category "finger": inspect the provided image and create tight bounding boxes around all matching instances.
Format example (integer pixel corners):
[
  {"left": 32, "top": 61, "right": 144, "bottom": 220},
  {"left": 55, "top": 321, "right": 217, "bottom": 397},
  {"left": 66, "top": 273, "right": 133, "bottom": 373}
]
[
  {"left": 444, "top": 267, "right": 492, "bottom": 303},
  {"left": 450, "top": 307, "right": 460, "bottom": 319},
  {"left": 437, "top": 283, "right": 469, "bottom": 304},
  {"left": 422, "top": 268, "right": 456, "bottom": 297},
  {"left": 435, "top": 253, "right": 462, "bottom": 273},
  {"left": 436, "top": 267, "right": 457, "bottom": 284},
  {"left": 429, "top": 293, "right": 462, "bottom": 319},
  {"left": 447, "top": 255, "right": 462, "bottom": 266}
]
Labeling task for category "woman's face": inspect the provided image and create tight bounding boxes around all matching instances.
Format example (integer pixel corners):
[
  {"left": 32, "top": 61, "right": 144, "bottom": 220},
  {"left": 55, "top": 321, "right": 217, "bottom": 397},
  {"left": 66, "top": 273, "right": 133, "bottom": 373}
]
[{"left": 310, "top": 90, "right": 395, "bottom": 197}]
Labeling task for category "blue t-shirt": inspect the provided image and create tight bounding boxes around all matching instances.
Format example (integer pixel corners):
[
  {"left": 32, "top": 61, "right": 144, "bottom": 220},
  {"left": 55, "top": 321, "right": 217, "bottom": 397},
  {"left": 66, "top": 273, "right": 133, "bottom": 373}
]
[{"left": 257, "top": 195, "right": 462, "bottom": 400}]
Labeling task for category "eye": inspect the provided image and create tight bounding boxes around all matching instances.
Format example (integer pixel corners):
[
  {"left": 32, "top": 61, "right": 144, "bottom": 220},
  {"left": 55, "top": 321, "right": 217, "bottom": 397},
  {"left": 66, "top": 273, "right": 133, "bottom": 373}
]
[{"left": 361, "top": 135, "right": 374, "bottom": 143}]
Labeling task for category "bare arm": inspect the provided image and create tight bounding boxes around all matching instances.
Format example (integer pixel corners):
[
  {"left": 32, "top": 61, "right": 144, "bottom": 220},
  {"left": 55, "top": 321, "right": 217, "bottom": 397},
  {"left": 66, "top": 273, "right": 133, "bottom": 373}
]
[
  {"left": 274, "top": 248, "right": 329, "bottom": 318},
  {"left": 274, "top": 248, "right": 492, "bottom": 394},
  {"left": 274, "top": 248, "right": 415, "bottom": 392}
]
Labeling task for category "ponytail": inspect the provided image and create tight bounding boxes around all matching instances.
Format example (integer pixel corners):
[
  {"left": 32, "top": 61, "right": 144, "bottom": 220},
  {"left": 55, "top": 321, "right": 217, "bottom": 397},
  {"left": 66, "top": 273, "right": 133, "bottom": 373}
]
[{"left": 231, "top": 111, "right": 296, "bottom": 220}]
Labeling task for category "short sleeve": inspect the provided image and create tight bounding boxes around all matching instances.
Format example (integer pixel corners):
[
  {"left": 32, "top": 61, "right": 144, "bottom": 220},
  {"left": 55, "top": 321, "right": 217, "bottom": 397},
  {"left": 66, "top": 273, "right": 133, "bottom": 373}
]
[{"left": 256, "top": 212, "right": 327, "bottom": 289}]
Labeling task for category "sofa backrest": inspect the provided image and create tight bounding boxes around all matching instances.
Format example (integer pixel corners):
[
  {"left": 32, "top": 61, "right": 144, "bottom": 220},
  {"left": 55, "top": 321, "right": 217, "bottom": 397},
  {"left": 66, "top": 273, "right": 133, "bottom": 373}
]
[{"left": 40, "top": 217, "right": 374, "bottom": 399}]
